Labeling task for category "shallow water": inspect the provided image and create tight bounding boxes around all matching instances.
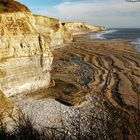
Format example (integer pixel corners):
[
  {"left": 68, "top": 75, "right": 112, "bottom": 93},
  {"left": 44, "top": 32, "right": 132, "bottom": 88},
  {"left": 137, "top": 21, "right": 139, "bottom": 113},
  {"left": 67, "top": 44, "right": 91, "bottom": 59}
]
[{"left": 89, "top": 28, "right": 140, "bottom": 52}]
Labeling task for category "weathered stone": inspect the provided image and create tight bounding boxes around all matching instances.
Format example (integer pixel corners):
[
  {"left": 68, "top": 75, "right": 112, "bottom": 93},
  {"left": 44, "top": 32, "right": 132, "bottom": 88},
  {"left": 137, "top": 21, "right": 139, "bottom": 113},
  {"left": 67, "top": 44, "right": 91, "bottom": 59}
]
[{"left": 0, "top": 12, "right": 53, "bottom": 97}]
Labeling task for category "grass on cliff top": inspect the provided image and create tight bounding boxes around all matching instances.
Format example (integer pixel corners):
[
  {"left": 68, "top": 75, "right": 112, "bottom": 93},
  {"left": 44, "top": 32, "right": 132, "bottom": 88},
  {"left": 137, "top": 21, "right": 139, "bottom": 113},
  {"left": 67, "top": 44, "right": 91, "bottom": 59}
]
[
  {"left": 0, "top": 91, "right": 13, "bottom": 112},
  {"left": 0, "top": 3, "right": 6, "bottom": 12}
]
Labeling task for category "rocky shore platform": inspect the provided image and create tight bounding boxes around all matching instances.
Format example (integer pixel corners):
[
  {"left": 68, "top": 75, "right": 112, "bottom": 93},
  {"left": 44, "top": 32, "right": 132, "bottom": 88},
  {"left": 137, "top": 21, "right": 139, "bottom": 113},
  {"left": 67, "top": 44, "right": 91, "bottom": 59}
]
[{"left": 10, "top": 33, "right": 140, "bottom": 131}]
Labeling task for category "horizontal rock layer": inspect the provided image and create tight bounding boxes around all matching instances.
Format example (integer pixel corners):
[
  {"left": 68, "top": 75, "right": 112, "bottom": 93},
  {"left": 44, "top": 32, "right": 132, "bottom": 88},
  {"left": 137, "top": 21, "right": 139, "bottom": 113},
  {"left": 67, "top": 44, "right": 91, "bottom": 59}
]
[
  {"left": 0, "top": 57, "right": 52, "bottom": 97},
  {"left": 0, "top": 12, "right": 53, "bottom": 97},
  {"left": 0, "top": 9, "right": 106, "bottom": 98}
]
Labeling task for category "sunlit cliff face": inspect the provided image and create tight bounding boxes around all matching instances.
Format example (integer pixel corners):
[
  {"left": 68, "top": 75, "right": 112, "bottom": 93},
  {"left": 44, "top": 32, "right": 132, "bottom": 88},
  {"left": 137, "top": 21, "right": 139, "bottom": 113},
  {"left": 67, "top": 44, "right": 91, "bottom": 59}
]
[
  {"left": 0, "top": 12, "right": 53, "bottom": 97},
  {"left": 0, "top": 0, "right": 53, "bottom": 97}
]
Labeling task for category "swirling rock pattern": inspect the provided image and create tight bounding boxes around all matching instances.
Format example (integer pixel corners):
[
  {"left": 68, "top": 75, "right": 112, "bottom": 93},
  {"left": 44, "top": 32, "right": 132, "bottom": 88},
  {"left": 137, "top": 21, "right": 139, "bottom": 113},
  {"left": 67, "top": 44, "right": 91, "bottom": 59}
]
[{"left": 52, "top": 35, "right": 140, "bottom": 110}]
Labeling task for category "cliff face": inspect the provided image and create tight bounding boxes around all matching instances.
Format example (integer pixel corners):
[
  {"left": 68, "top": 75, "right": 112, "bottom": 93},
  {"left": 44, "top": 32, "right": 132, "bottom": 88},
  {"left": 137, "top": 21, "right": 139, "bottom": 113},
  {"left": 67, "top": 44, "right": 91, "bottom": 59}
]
[
  {"left": 0, "top": 12, "right": 53, "bottom": 97},
  {"left": 63, "top": 22, "right": 106, "bottom": 34},
  {"left": 0, "top": 1, "right": 106, "bottom": 98},
  {"left": 34, "top": 15, "right": 73, "bottom": 48}
]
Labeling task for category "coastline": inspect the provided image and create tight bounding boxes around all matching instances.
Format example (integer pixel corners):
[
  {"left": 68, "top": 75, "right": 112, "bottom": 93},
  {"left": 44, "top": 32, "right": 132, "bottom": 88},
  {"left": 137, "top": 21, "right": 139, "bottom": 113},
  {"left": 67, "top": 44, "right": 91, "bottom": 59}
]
[
  {"left": 9, "top": 31, "right": 140, "bottom": 130},
  {"left": 74, "top": 32, "right": 137, "bottom": 53},
  {"left": 88, "top": 29, "right": 140, "bottom": 53},
  {"left": 0, "top": 0, "right": 139, "bottom": 138},
  {"left": 18, "top": 32, "right": 140, "bottom": 109}
]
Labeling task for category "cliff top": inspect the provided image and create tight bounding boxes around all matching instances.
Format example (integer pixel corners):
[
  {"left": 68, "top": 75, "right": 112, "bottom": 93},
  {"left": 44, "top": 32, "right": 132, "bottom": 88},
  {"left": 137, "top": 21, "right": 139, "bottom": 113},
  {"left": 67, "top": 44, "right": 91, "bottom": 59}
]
[{"left": 0, "top": 0, "right": 30, "bottom": 13}]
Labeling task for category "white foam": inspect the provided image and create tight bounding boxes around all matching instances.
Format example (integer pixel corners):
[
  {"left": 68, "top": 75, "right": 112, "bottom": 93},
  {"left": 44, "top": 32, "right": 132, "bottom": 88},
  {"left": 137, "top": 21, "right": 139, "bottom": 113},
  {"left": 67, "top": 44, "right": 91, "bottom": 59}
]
[
  {"left": 132, "top": 38, "right": 140, "bottom": 52},
  {"left": 90, "top": 29, "right": 118, "bottom": 39},
  {"left": 132, "top": 38, "right": 140, "bottom": 45}
]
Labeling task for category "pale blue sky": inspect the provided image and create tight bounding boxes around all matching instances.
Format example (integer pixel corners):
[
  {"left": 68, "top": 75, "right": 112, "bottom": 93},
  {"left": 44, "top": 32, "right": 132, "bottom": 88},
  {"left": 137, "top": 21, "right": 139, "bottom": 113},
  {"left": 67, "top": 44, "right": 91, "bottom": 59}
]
[{"left": 18, "top": 0, "right": 140, "bottom": 28}]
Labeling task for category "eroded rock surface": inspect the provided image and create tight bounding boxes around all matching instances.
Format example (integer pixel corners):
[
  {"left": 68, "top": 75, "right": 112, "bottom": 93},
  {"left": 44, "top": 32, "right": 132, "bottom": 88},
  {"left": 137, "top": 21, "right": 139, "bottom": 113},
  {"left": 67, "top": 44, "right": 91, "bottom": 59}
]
[
  {"left": 0, "top": 1, "right": 107, "bottom": 98},
  {"left": 0, "top": 12, "right": 53, "bottom": 97}
]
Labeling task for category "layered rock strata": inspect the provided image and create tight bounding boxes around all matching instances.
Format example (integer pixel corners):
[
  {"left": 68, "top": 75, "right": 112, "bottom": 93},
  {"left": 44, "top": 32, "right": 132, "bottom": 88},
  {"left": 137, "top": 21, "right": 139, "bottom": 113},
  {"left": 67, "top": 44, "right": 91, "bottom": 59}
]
[
  {"left": 0, "top": 1, "right": 106, "bottom": 98},
  {"left": 0, "top": 12, "right": 53, "bottom": 97}
]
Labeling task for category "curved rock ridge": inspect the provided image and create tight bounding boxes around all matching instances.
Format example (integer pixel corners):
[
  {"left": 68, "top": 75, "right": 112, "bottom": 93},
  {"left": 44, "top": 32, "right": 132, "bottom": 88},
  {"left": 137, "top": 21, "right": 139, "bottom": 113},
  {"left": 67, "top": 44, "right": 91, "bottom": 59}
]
[
  {"left": 63, "top": 22, "right": 106, "bottom": 35},
  {"left": 0, "top": 0, "right": 30, "bottom": 13},
  {"left": 0, "top": 12, "right": 53, "bottom": 97}
]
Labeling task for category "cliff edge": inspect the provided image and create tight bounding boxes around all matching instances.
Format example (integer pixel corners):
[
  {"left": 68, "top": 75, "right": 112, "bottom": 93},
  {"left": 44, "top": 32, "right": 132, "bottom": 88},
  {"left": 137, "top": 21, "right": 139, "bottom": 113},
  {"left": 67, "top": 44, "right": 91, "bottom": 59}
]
[
  {"left": 0, "top": 0, "right": 30, "bottom": 12},
  {"left": 0, "top": 1, "right": 106, "bottom": 98},
  {"left": 34, "top": 15, "right": 73, "bottom": 48}
]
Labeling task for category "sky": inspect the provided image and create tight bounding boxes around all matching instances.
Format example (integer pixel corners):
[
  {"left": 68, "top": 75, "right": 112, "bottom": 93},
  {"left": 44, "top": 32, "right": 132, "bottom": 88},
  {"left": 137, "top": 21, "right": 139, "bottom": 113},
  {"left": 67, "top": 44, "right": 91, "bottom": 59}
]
[{"left": 18, "top": 0, "right": 140, "bottom": 28}]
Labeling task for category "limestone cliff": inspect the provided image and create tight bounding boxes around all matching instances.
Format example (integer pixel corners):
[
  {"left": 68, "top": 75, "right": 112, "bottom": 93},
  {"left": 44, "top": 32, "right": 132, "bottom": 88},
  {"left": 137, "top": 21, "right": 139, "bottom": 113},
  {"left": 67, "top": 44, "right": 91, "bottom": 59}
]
[
  {"left": 0, "top": 1, "right": 105, "bottom": 98},
  {"left": 63, "top": 22, "right": 106, "bottom": 35},
  {"left": 0, "top": 12, "right": 53, "bottom": 97},
  {"left": 34, "top": 15, "right": 73, "bottom": 47},
  {"left": 0, "top": 0, "right": 74, "bottom": 97}
]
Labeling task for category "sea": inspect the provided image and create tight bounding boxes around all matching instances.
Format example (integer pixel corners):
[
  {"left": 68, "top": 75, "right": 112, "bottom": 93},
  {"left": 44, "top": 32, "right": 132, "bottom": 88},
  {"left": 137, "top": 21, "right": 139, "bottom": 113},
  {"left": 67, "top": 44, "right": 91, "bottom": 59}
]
[{"left": 89, "top": 28, "right": 140, "bottom": 52}]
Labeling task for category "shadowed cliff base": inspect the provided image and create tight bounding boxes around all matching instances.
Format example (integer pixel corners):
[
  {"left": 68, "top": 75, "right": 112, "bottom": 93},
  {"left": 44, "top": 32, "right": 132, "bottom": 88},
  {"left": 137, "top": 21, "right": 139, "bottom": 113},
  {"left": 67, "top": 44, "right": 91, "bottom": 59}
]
[{"left": 0, "top": 0, "right": 30, "bottom": 13}]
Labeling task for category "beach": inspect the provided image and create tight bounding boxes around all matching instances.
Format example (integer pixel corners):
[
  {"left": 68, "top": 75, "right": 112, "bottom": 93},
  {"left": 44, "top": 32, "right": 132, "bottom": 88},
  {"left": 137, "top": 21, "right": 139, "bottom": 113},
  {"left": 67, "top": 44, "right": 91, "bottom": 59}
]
[
  {"left": 53, "top": 34, "right": 140, "bottom": 109},
  {"left": 0, "top": 1, "right": 139, "bottom": 139},
  {"left": 24, "top": 33, "right": 140, "bottom": 111},
  {"left": 8, "top": 32, "right": 139, "bottom": 137}
]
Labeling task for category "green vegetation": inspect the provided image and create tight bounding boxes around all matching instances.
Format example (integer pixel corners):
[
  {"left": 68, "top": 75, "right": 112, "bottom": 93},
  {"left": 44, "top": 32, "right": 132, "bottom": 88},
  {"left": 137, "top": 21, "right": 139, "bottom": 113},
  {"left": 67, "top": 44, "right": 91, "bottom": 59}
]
[
  {"left": 0, "top": 91, "right": 13, "bottom": 111},
  {"left": 0, "top": 3, "right": 6, "bottom": 12}
]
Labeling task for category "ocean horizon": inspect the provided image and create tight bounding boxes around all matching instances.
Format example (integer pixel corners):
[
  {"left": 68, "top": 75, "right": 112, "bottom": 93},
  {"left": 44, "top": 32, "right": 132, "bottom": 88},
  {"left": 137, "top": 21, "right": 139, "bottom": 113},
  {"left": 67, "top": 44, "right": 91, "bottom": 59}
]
[{"left": 89, "top": 28, "right": 140, "bottom": 52}]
